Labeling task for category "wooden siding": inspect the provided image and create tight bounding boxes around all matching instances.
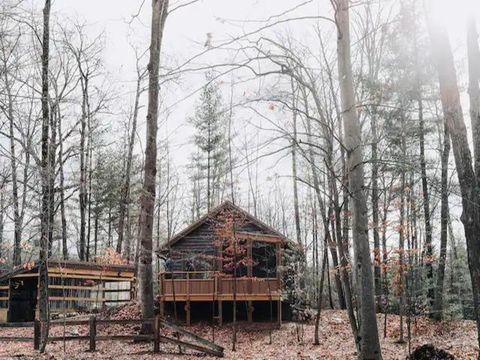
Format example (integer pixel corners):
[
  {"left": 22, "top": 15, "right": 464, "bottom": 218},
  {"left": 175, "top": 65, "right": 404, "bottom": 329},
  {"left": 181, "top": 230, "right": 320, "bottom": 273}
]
[
  {"left": 169, "top": 219, "right": 272, "bottom": 272},
  {"left": 1, "top": 261, "right": 135, "bottom": 323}
]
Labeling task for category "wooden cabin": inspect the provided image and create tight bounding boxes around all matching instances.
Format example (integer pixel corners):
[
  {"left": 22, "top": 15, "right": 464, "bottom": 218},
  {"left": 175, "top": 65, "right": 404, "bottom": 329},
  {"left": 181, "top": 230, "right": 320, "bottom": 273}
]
[
  {"left": 0, "top": 260, "right": 134, "bottom": 323},
  {"left": 157, "top": 201, "right": 288, "bottom": 325}
]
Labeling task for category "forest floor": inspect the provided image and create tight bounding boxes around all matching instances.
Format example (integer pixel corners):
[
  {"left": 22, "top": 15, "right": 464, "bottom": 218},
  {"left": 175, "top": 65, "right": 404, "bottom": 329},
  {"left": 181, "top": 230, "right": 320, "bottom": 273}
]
[{"left": 0, "top": 303, "right": 478, "bottom": 359}]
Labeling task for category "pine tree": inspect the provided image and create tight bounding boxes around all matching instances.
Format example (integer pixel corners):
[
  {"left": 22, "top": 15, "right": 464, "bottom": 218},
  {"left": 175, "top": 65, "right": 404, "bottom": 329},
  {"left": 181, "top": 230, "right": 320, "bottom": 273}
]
[{"left": 189, "top": 71, "right": 228, "bottom": 212}]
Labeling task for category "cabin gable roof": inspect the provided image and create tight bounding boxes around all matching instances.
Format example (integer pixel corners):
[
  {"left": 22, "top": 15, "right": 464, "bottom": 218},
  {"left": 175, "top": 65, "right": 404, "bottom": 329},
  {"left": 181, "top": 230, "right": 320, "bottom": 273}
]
[{"left": 159, "top": 201, "right": 287, "bottom": 251}]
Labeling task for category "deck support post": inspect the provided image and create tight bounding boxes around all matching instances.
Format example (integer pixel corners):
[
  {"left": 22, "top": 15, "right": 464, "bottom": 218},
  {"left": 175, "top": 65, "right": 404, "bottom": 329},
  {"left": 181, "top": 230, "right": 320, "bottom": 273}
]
[
  {"left": 277, "top": 299, "right": 282, "bottom": 327},
  {"left": 247, "top": 300, "right": 253, "bottom": 323},
  {"left": 160, "top": 298, "right": 165, "bottom": 318},
  {"left": 218, "top": 300, "right": 223, "bottom": 326},
  {"left": 185, "top": 300, "right": 191, "bottom": 326}
]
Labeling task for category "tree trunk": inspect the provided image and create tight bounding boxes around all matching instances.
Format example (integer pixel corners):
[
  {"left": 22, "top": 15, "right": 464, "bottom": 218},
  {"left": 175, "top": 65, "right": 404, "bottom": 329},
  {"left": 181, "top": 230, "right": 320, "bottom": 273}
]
[
  {"left": 301, "top": 88, "right": 346, "bottom": 309},
  {"left": 428, "top": 10, "right": 480, "bottom": 349},
  {"left": 79, "top": 77, "right": 88, "bottom": 261},
  {"left": 433, "top": 124, "right": 450, "bottom": 320},
  {"left": 39, "top": 0, "right": 51, "bottom": 353},
  {"left": 48, "top": 100, "right": 58, "bottom": 258},
  {"left": 314, "top": 246, "right": 328, "bottom": 345},
  {"left": 398, "top": 113, "right": 407, "bottom": 343},
  {"left": 86, "top": 138, "right": 93, "bottom": 261},
  {"left": 138, "top": 0, "right": 168, "bottom": 332},
  {"left": 58, "top": 107, "right": 68, "bottom": 260},
  {"left": 468, "top": 16, "right": 480, "bottom": 179},
  {"left": 3, "top": 69, "right": 22, "bottom": 266},
  {"left": 118, "top": 68, "right": 144, "bottom": 254},
  {"left": 418, "top": 96, "right": 434, "bottom": 312},
  {"left": 291, "top": 85, "right": 302, "bottom": 250},
  {"left": 371, "top": 111, "right": 381, "bottom": 311},
  {"left": 335, "top": 0, "right": 382, "bottom": 358}
]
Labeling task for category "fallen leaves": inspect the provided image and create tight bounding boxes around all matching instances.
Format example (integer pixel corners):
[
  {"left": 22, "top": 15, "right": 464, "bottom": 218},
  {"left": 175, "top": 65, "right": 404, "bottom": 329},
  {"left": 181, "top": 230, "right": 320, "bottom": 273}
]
[{"left": 0, "top": 307, "right": 478, "bottom": 359}]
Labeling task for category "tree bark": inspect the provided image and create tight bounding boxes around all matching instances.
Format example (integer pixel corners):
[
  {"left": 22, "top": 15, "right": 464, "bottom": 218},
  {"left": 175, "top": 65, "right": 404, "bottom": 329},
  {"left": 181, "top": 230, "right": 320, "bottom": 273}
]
[
  {"left": 138, "top": 0, "right": 168, "bottom": 331},
  {"left": 2, "top": 67, "right": 22, "bottom": 266},
  {"left": 291, "top": 85, "right": 302, "bottom": 250},
  {"left": 398, "top": 113, "right": 407, "bottom": 343},
  {"left": 371, "top": 111, "right": 381, "bottom": 311},
  {"left": 428, "top": 10, "right": 480, "bottom": 349},
  {"left": 418, "top": 96, "right": 434, "bottom": 312},
  {"left": 39, "top": 0, "right": 51, "bottom": 353},
  {"left": 78, "top": 76, "right": 88, "bottom": 260},
  {"left": 335, "top": 0, "right": 382, "bottom": 358},
  {"left": 118, "top": 66, "right": 144, "bottom": 254},
  {"left": 301, "top": 88, "right": 346, "bottom": 309},
  {"left": 433, "top": 124, "right": 450, "bottom": 320},
  {"left": 467, "top": 16, "right": 480, "bottom": 180},
  {"left": 314, "top": 246, "right": 328, "bottom": 345},
  {"left": 58, "top": 109, "right": 68, "bottom": 260},
  {"left": 48, "top": 99, "right": 58, "bottom": 258}
]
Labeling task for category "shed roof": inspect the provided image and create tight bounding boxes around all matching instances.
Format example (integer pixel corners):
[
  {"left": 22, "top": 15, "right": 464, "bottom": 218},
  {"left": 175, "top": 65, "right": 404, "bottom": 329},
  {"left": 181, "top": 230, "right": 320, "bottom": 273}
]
[{"left": 0, "top": 259, "right": 134, "bottom": 283}]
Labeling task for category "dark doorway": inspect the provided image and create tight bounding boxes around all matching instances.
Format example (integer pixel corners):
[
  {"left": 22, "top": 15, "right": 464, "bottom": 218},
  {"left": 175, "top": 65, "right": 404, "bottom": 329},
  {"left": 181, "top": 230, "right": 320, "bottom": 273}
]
[{"left": 8, "top": 277, "right": 37, "bottom": 322}]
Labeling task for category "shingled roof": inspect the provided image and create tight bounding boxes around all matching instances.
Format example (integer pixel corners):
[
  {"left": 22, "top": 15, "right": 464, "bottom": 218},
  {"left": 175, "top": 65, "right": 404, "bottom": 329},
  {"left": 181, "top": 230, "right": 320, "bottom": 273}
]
[{"left": 158, "top": 200, "right": 288, "bottom": 251}]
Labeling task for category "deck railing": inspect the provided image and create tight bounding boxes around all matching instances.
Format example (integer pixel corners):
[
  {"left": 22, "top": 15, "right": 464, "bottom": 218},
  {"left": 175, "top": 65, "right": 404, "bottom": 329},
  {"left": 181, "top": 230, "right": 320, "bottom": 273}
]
[{"left": 158, "top": 271, "right": 280, "bottom": 300}]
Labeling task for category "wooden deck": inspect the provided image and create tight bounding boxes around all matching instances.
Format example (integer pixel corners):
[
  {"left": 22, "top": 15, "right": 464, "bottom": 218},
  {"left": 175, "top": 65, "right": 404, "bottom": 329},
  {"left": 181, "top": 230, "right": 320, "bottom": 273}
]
[{"left": 158, "top": 272, "right": 281, "bottom": 302}]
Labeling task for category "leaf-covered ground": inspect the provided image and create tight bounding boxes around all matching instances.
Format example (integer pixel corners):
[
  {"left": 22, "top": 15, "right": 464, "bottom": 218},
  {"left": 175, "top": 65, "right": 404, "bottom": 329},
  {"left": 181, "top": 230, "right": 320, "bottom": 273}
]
[{"left": 0, "top": 303, "right": 478, "bottom": 359}]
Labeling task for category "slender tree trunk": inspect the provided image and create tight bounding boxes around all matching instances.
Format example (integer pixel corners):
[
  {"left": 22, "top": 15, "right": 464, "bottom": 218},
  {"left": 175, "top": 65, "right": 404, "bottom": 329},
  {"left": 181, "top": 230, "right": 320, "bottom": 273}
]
[
  {"left": 418, "top": 96, "right": 434, "bottom": 312},
  {"left": 58, "top": 109, "right": 68, "bottom": 260},
  {"left": 428, "top": 10, "right": 480, "bottom": 349},
  {"left": 314, "top": 247, "right": 328, "bottom": 345},
  {"left": 291, "top": 85, "right": 302, "bottom": 250},
  {"left": 138, "top": 0, "right": 168, "bottom": 332},
  {"left": 118, "top": 69, "right": 144, "bottom": 254},
  {"left": 3, "top": 71, "right": 22, "bottom": 266},
  {"left": 433, "top": 124, "right": 450, "bottom": 320},
  {"left": 79, "top": 78, "right": 88, "bottom": 260},
  {"left": 302, "top": 88, "right": 346, "bottom": 309},
  {"left": 398, "top": 113, "right": 407, "bottom": 343},
  {"left": 291, "top": 84, "right": 305, "bottom": 295},
  {"left": 94, "top": 210, "right": 99, "bottom": 257},
  {"left": 86, "top": 139, "right": 93, "bottom": 261},
  {"left": 335, "top": 0, "right": 382, "bottom": 357},
  {"left": 48, "top": 103, "right": 57, "bottom": 258},
  {"left": 228, "top": 80, "right": 235, "bottom": 204},
  {"left": 371, "top": 112, "right": 381, "bottom": 311},
  {"left": 381, "top": 180, "right": 390, "bottom": 337},
  {"left": 39, "top": 0, "right": 51, "bottom": 352}
]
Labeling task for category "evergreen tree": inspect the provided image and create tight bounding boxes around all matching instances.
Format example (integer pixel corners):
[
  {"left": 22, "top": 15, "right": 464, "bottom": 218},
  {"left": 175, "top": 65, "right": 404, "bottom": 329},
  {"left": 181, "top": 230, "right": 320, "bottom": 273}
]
[{"left": 189, "top": 71, "right": 228, "bottom": 213}]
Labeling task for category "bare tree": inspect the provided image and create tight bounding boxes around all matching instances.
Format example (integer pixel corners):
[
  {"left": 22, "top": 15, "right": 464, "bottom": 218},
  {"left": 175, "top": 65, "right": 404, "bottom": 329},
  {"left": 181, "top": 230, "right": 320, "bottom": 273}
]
[
  {"left": 428, "top": 5, "right": 480, "bottom": 349},
  {"left": 118, "top": 49, "right": 147, "bottom": 255},
  {"left": 38, "top": 0, "right": 51, "bottom": 352},
  {"left": 334, "top": 0, "right": 382, "bottom": 358},
  {"left": 138, "top": 0, "right": 169, "bottom": 331}
]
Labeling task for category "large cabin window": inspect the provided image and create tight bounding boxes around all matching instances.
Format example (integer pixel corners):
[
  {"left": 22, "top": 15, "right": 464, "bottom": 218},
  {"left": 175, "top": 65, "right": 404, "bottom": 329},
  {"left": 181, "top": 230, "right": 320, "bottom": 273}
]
[
  {"left": 252, "top": 242, "right": 276, "bottom": 278},
  {"left": 222, "top": 239, "right": 248, "bottom": 277},
  {"left": 185, "top": 254, "right": 214, "bottom": 278}
]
